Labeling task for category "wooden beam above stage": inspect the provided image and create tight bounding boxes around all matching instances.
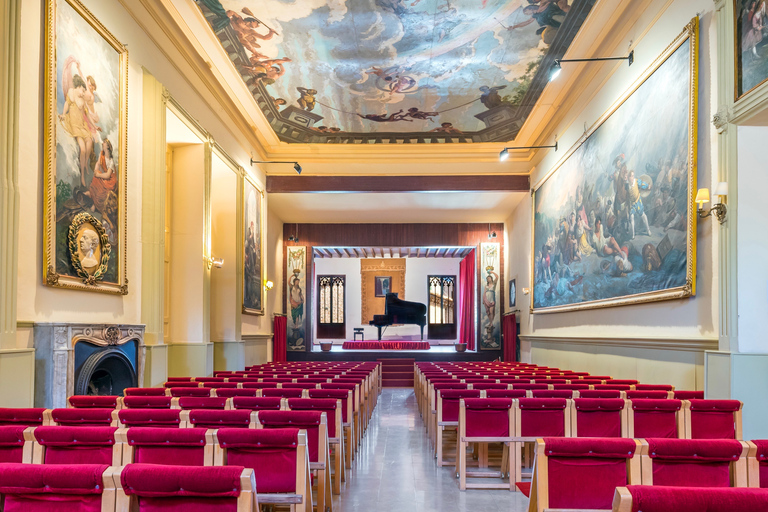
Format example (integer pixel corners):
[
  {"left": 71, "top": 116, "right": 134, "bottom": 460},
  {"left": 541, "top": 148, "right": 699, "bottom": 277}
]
[{"left": 266, "top": 174, "right": 530, "bottom": 193}]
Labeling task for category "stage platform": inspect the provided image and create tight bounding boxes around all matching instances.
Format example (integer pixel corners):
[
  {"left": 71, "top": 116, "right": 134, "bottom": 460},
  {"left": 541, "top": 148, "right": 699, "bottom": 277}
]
[{"left": 287, "top": 344, "right": 502, "bottom": 363}]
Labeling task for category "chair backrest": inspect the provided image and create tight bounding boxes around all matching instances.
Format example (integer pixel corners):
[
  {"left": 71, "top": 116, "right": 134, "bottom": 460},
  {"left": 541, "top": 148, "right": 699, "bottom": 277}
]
[
  {"left": 240, "top": 382, "right": 278, "bottom": 389},
  {"left": 512, "top": 383, "right": 550, "bottom": 391},
  {"left": 484, "top": 389, "right": 527, "bottom": 399},
  {"left": 166, "top": 377, "right": 192, "bottom": 382},
  {"left": 461, "top": 398, "right": 513, "bottom": 439},
  {"left": 532, "top": 390, "right": 575, "bottom": 399},
  {"left": 469, "top": 382, "right": 508, "bottom": 390},
  {"left": 571, "top": 398, "right": 627, "bottom": 438},
  {"left": 286, "top": 398, "right": 342, "bottom": 439},
  {"left": 282, "top": 382, "right": 320, "bottom": 390},
  {"left": 684, "top": 400, "right": 743, "bottom": 440},
  {"left": 748, "top": 439, "right": 768, "bottom": 488},
  {"left": 516, "top": 398, "right": 570, "bottom": 438},
  {"left": 33, "top": 426, "right": 120, "bottom": 465},
  {"left": 123, "top": 387, "right": 167, "bottom": 397},
  {"left": 215, "top": 388, "right": 258, "bottom": 398},
  {"left": 210, "top": 382, "right": 239, "bottom": 389},
  {"left": 117, "top": 408, "right": 184, "bottom": 428},
  {"left": 261, "top": 388, "right": 304, "bottom": 399},
  {"left": 257, "top": 410, "right": 326, "bottom": 464},
  {"left": 0, "top": 463, "right": 116, "bottom": 512},
  {"left": 613, "top": 485, "right": 768, "bottom": 512},
  {"left": 120, "top": 396, "right": 174, "bottom": 409},
  {"left": 578, "top": 389, "right": 622, "bottom": 399},
  {"left": 534, "top": 437, "right": 641, "bottom": 511},
  {"left": 122, "top": 426, "right": 214, "bottom": 466},
  {"left": 626, "top": 390, "right": 670, "bottom": 400},
  {"left": 230, "top": 396, "right": 284, "bottom": 412},
  {"left": 184, "top": 409, "right": 256, "bottom": 429},
  {"left": 307, "top": 389, "right": 353, "bottom": 424},
  {"left": 640, "top": 438, "right": 749, "bottom": 487},
  {"left": 164, "top": 381, "right": 201, "bottom": 388},
  {"left": 627, "top": 399, "right": 683, "bottom": 439},
  {"left": 167, "top": 387, "right": 214, "bottom": 398},
  {"left": 438, "top": 390, "right": 481, "bottom": 423},
  {"left": 635, "top": 384, "right": 674, "bottom": 392},
  {"left": 552, "top": 384, "right": 590, "bottom": 391},
  {"left": 195, "top": 377, "right": 227, "bottom": 383},
  {"left": 674, "top": 390, "right": 704, "bottom": 400},
  {"left": 0, "top": 425, "right": 33, "bottom": 463},
  {"left": 175, "top": 397, "right": 228, "bottom": 410},
  {"left": 116, "top": 463, "right": 256, "bottom": 511},
  {"left": 47, "top": 408, "right": 116, "bottom": 427},
  {"left": 67, "top": 396, "right": 119, "bottom": 409},
  {"left": 0, "top": 408, "right": 46, "bottom": 427}
]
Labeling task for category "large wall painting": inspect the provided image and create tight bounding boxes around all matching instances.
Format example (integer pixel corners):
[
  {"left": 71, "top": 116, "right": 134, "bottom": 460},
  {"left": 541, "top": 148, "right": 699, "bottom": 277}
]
[
  {"left": 735, "top": 0, "right": 768, "bottom": 99},
  {"left": 480, "top": 242, "right": 501, "bottom": 350},
  {"left": 243, "top": 176, "right": 264, "bottom": 315},
  {"left": 531, "top": 19, "right": 698, "bottom": 314},
  {"left": 287, "top": 246, "right": 306, "bottom": 351},
  {"left": 44, "top": 0, "right": 128, "bottom": 294},
  {"left": 193, "top": 0, "right": 595, "bottom": 144}
]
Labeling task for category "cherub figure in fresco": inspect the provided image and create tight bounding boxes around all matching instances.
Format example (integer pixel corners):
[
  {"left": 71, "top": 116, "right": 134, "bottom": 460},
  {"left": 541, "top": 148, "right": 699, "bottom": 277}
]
[
  {"left": 296, "top": 87, "right": 318, "bottom": 111},
  {"left": 479, "top": 85, "right": 506, "bottom": 109},
  {"left": 245, "top": 56, "right": 291, "bottom": 85},
  {"left": 227, "top": 8, "right": 277, "bottom": 59},
  {"left": 507, "top": 2, "right": 567, "bottom": 33},
  {"left": 357, "top": 109, "right": 412, "bottom": 122},
  {"left": 271, "top": 97, "right": 286, "bottom": 109},
  {"left": 428, "top": 122, "right": 462, "bottom": 134},
  {"left": 405, "top": 107, "right": 439, "bottom": 121}
]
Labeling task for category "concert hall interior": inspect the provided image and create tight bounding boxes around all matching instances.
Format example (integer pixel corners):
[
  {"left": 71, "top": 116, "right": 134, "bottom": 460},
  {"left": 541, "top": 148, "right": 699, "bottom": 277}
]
[{"left": 2, "top": 0, "right": 768, "bottom": 510}]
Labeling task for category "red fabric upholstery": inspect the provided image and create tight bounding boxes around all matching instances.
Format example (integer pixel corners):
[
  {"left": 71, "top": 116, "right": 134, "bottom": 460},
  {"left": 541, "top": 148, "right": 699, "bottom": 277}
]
[
  {"left": 195, "top": 378, "right": 226, "bottom": 383},
  {"left": 281, "top": 383, "right": 319, "bottom": 390},
  {"left": 217, "top": 428, "right": 299, "bottom": 493},
  {"left": 607, "top": 379, "right": 639, "bottom": 386},
  {"left": 168, "top": 387, "right": 212, "bottom": 398},
  {"left": 635, "top": 384, "right": 674, "bottom": 391},
  {"left": 0, "top": 408, "right": 45, "bottom": 427},
  {"left": 594, "top": 384, "right": 632, "bottom": 391},
  {"left": 675, "top": 390, "right": 704, "bottom": 400},
  {"left": 167, "top": 377, "right": 192, "bottom": 382},
  {"left": 579, "top": 389, "right": 622, "bottom": 399},
  {"left": 261, "top": 389, "right": 303, "bottom": 399},
  {"left": 627, "top": 390, "right": 669, "bottom": 400},
  {"left": 512, "top": 383, "right": 549, "bottom": 390},
  {"left": 215, "top": 389, "right": 257, "bottom": 398},
  {"left": 307, "top": 390, "right": 350, "bottom": 423},
  {"left": 518, "top": 398, "right": 568, "bottom": 437},
  {"left": 534, "top": 379, "right": 567, "bottom": 385},
  {"left": 51, "top": 408, "right": 114, "bottom": 427},
  {"left": 123, "top": 388, "right": 167, "bottom": 397},
  {"left": 0, "top": 426, "right": 27, "bottom": 463},
  {"left": 211, "top": 383, "right": 238, "bottom": 389},
  {"left": 646, "top": 438, "right": 743, "bottom": 487},
  {"left": 240, "top": 382, "right": 278, "bottom": 389},
  {"left": 437, "top": 390, "right": 481, "bottom": 422},
  {"left": 485, "top": 389, "right": 527, "bottom": 399},
  {"left": 68, "top": 396, "right": 118, "bottom": 409},
  {"left": 34, "top": 427, "right": 116, "bottom": 465},
  {"left": 631, "top": 399, "right": 682, "bottom": 438},
  {"left": 544, "top": 437, "right": 637, "bottom": 458},
  {"left": 260, "top": 378, "right": 294, "bottom": 383},
  {"left": 470, "top": 383, "right": 508, "bottom": 390},
  {"left": 122, "top": 396, "right": 172, "bottom": 409},
  {"left": 273, "top": 315, "right": 287, "bottom": 363},
  {"left": 624, "top": 485, "right": 768, "bottom": 512},
  {"left": 532, "top": 390, "right": 573, "bottom": 398},
  {"left": 341, "top": 341, "right": 430, "bottom": 350},
  {"left": 164, "top": 381, "right": 200, "bottom": 388},
  {"left": 287, "top": 398, "right": 339, "bottom": 437},
  {"left": 258, "top": 411, "right": 323, "bottom": 462},
  {"left": 177, "top": 397, "right": 227, "bottom": 410},
  {"left": 463, "top": 398, "right": 512, "bottom": 438},
  {"left": 118, "top": 409, "right": 182, "bottom": 428},
  {"left": 753, "top": 440, "right": 768, "bottom": 488},
  {"left": 188, "top": 410, "right": 252, "bottom": 429},
  {"left": 127, "top": 427, "right": 208, "bottom": 466},
  {"left": 0, "top": 463, "right": 106, "bottom": 512},
  {"left": 573, "top": 398, "right": 625, "bottom": 438},
  {"left": 688, "top": 400, "right": 741, "bottom": 440},
  {"left": 458, "top": 249, "right": 476, "bottom": 350},
  {"left": 231, "top": 397, "right": 283, "bottom": 412}
]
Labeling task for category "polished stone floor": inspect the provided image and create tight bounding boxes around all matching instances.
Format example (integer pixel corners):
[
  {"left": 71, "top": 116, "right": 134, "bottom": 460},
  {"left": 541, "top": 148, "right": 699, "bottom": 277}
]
[{"left": 332, "top": 387, "right": 529, "bottom": 512}]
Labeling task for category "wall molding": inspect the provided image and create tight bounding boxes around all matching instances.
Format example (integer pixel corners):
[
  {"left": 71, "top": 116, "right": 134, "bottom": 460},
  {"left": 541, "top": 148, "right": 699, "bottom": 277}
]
[
  {"left": 521, "top": 334, "right": 718, "bottom": 352},
  {"left": 242, "top": 334, "right": 273, "bottom": 342}
]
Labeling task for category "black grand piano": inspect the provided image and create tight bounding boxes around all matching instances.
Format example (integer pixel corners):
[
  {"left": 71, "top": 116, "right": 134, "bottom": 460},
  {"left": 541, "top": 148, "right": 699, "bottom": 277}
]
[{"left": 369, "top": 293, "right": 427, "bottom": 341}]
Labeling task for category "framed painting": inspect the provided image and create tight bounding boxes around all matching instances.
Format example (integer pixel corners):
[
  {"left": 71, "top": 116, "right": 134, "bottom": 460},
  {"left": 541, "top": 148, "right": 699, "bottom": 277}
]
[
  {"left": 242, "top": 175, "right": 264, "bottom": 315},
  {"left": 374, "top": 276, "right": 392, "bottom": 297},
  {"left": 44, "top": 0, "right": 128, "bottom": 294},
  {"left": 479, "top": 242, "right": 501, "bottom": 350},
  {"left": 286, "top": 246, "right": 306, "bottom": 351},
  {"left": 735, "top": 0, "right": 768, "bottom": 100},
  {"left": 531, "top": 19, "right": 698, "bottom": 314}
]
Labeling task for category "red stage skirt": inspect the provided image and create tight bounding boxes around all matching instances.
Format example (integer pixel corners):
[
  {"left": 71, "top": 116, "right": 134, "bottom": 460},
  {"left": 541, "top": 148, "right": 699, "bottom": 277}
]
[{"left": 341, "top": 341, "right": 431, "bottom": 350}]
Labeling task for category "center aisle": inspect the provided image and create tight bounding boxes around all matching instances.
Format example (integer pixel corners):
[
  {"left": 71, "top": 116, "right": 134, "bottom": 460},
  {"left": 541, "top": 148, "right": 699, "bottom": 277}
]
[{"left": 334, "top": 388, "right": 528, "bottom": 512}]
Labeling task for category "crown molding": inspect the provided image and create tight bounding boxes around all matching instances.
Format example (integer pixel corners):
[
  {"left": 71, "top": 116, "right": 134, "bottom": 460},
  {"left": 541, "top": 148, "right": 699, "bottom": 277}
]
[{"left": 520, "top": 334, "right": 718, "bottom": 352}]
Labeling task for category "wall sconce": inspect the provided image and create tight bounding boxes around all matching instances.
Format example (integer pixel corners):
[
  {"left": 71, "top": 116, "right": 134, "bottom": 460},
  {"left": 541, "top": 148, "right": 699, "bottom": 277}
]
[
  {"left": 696, "top": 182, "right": 728, "bottom": 224},
  {"left": 205, "top": 256, "right": 224, "bottom": 270},
  {"left": 264, "top": 280, "right": 274, "bottom": 291},
  {"left": 488, "top": 223, "right": 497, "bottom": 239},
  {"left": 522, "top": 287, "right": 530, "bottom": 295}
]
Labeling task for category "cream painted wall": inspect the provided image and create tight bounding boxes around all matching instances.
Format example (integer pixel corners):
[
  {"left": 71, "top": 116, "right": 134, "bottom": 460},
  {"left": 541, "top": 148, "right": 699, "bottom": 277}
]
[
  {"left": 505, "top": 0, "right": 718, "bottom": 381},
  {"left": 210, "top": 154, "right": 238, "bottom": 342}
]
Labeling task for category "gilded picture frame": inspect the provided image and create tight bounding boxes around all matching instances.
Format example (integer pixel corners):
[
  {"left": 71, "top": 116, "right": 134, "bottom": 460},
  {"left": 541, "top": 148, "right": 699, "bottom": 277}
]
[
  {"left": 43, "top": 0, "right": 128, "bottom": 294},
  {"left": 242, "top": 174, "right": 265, "bottom": 315},
  {"left": 734, "top": 0, "right": 768, "bottom": 100},
  {"left": 530, "top": 18, "right": 698, "bottom": 314}
]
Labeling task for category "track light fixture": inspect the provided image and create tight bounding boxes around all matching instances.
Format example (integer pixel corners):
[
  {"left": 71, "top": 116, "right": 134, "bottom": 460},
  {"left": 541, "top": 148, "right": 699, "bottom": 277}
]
[
  {"left": 250, "top": 158, "right": 302, "bottom": 175},
  {"left": 550, "top": 50, "right": 634, "bottom": 81},
  {"left": 499, "top": 142, "right": 558, "bottom": 161}
]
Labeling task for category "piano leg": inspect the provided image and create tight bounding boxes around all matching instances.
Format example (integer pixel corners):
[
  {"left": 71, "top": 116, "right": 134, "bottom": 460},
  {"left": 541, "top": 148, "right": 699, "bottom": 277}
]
[
  {"left": 377, "top": 325, "right": 383, "bottom": 341},
  {"left": 420, "top": 325, "right": 424, "bottom": 341}
]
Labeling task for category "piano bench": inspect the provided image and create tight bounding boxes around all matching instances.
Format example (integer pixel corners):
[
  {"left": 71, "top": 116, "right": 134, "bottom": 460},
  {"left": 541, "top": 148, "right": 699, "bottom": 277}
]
[{"left": 353, "top": 328, "right": 364, "bottom": 341}]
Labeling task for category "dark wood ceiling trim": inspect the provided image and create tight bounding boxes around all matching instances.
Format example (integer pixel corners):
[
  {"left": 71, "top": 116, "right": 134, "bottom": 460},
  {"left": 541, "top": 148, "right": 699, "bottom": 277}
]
[{"left": 266, "top": 175, "right": 529, "bottom": 193}]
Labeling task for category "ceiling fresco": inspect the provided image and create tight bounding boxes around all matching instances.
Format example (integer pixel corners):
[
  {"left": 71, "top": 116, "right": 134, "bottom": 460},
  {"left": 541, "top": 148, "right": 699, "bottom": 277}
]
[{"left": 194, "top": 0, "right": 595, "bottom": 144}]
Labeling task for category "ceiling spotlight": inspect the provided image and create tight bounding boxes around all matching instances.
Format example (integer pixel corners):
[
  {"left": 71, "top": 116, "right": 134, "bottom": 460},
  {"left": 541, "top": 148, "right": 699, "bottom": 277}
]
[
  {"left": 550, "top": 61, "right": 562, "bottom": 81},
  {"left": 499, "top": 142, "right": 558, "bottom": 161},
  {"left": 293, "top": 162, "right": 302, "bottom": 174},
  {"left": 499, "top": 148, "right": 509, "bottom": 161},
  {"left": 549, "top": 50, "right": 635, "bottom": 82},
  {"left": 250, "top": 158, "right": 302, "bottom": 175}
]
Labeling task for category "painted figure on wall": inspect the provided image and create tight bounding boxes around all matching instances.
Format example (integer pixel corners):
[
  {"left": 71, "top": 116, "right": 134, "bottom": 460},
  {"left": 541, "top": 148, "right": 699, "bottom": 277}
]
[
  {"left": 243, "top": 183, "right": 263, "bottom": 314},
  {"left": 290, "top": 276, "right": 304, "bottom": 325},
  {"left": 480, "top": 243, "right": 501, "bottom": 350},
  {"left": 737, "top": 0, "right": 768, "bottom": 97},
  {"left": 287, "top": 246, "right": 307, "bottom": 351}
]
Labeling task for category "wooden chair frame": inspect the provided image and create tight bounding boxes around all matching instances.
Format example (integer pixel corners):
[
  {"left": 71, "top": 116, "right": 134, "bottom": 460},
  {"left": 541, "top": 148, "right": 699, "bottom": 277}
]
[
  {"left": 17, "top": 426, "right": 36, "bottom": 463},
  {"left": 747, "top": 441, "right": 762, "bottom": 488},
  {"left": 638, "top": 439, "right": 750, "bottom": 487},
  {"left": 457, "top": 399, "right": 515, "bottom": 491},
  {"left": 682, "top": 400, "right": 743, "bottom": 440},
  {"left": 512, "top": 399, "right": 572, "bottom": 484},
  {"left": 30, "top": 428, "right": 122, "bottom": 466},
  {"left": 626, "top": 399, "right": 684, "bottom": 438},
  {"left": 569, "top": 400, "right": 628, "bottom": 438}
]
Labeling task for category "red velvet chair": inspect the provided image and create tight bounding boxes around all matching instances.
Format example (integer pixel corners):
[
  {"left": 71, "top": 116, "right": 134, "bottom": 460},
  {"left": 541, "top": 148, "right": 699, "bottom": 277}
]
[
  {"left": 261, "top": 388, "right": 304, "bottom": 399},
  {"left": 0, "top": 463, "right": 117, "bottom": 512},
  {"left": 308, "top": 389, "right": 355, "bottom": 468},
  {"left": 530, "top": 437, "right": 641, "bottom": 512},
  {"left": 261, "top": 377, "right": 295, "bottom": 384},
  {"left": 626, "top": 390, "right": 671, "bottom": 400},
  {"left": 457, "top": 398, "right": 515, "bottom": 491},
  {"left": 32, "top": 426, "right": 120, "bottom": 465},
  {"left": 639, "top": 438, "right": 750, "bottom": 487},
  {"left": 215, "top": 388, "right": 258, "bottom": 398},
  {"left": 115, "top": 463, "right": 257, "bottom": 511},
  {"left": 238, "top": 381, "right": 277, "bottom": 388},
  {"left": 123, "top": 387, "right": 167, "bottom": 397},
  {"left": 167, "top": 387, "right": 214, "bottom": 398},
  {"left": 0, "top": 408, "right": 46, "bottom": 427},
  {"left": 613, "top": 485, "right": 768, "bottom": 512},
  {"left": 183, "top": 409, "right": 256, "bottom": 429},
  {"left": 428, "top": 382, "right": 469, "bottom": 444},
  {"left": 683, "top": 399, "right": 743, "bottom": 439},
  {"left": 580, "top": 378, "right": 606, "bottom": 386},
  {"left": 570, "top": 398, "right": 627, "bottom": 438},
  {"left": 532, "top": 389, "right": 575, "bottom": 399},
  {"left": 674, "top": 390, "right": 704, "bottom": 400},
  {"left": 256, "top": 410, "right": 332, "bottom": 512},
  {"left": 67, "top": 396, "right": 119, "bottom": 409},
  {"left": 635, "top": 384, "right": 675, "bottom": 392},
  {"left": 119, "top": 395, "right": 175, "bottom": 409},
  {"left": 514, "top": 397, "right": 571, "bottom": 480},
  {"left": 0, "top": 426, "right": 33, "bottom": 463},
  {"left": 214, "top": 428, "right": 312, "bottom": 512},
  {"left": 210, "top": 382, "right": 239, "bottom": 389},
  {"left": 748, "top": 439, "right": 768, "bottom": 487},
  {"left": 120, "top": 426, "right": 214, "bottom": 466},
  {"left": 46, "top": 408, "right": 116, "bottom": 427},
  {"left": 319, "top": 383, "right": 362, "bottom": 446},
  {"left": 116, "top": 408, "right": 184, "bottom": 428},
  {"left": 579, "top": 389, "right": 623, "bottom": 399},
  {"left": 173, "top": 397, "right": 228, "bottom": 410},
  {"left": 484, "top": 389, "right": 527, "bottom": 399},
  {"left": 511, "top": 383, "right": 551, "bottom": 391},
  {"left": 282, "top": 382, "right": 321, "bottom": 391},
  {"left": 167, "top": 377, "right": 193, "bottom": 381},
  {"left": 469, "top": 382, "right": 509, "bottom": 391},
  {"left": 164, "top": 381, "right": 202, "bottom": 388},
  {"left": 435, "top": 389, "right": 481, "bottom": 467},
  {"left": 627, "top": 399, "right": 683, "bottom": 439},
  {"left": 194, "top": 377, "right": 227, "bottom": 384},
  {"left": 229, "top": 396, "right": 284, "bottom": 412}
]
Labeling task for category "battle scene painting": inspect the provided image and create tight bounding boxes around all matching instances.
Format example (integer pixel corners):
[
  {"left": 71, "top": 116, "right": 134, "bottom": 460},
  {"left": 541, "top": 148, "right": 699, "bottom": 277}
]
[
  {"left": 193, "top": 0, "right": 594, "bottom": 143},
  {"left": 532, "top": 24, "right": 697, "bottom": 313},
  {"left": 736, "top": 0, "right": 768, "bottom": 98}
]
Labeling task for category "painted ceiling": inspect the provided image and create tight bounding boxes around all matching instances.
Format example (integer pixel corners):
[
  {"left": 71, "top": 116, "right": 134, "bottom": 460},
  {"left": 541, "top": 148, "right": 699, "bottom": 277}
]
[{"left": 195, "top": 0, "right": 595, "bottom": 144}]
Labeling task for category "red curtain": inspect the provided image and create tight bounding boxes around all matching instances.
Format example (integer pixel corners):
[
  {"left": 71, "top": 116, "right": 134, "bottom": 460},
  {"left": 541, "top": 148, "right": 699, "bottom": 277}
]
[
  {"left": 503, "top": 313, "right": 517, "bottom": 362},
  {"left": 458, "top": 249, "right": 476, "bottom": 351},
  {"left": 273, "top": 315, "right": 287, "bottom": 363}
]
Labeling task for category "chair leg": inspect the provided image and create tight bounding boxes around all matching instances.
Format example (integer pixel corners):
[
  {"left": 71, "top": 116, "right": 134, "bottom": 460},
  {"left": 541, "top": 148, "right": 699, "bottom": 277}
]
[
  {"left": 501, "top": 443, "right": 509, "bottom": 479},
  {"left": 333, "top": 444, "right": 342, "bottom": 493},
  {"left": 325, "top": 452, "right": 333, "bottom": 512},
  {"left": 344, "top": 425, "right": 352, "bottom": 469},
  {"left": 436, "top": 426, "right": 443, "bottom": 465},
  {"left": 459, "top": 440, "right": 467, "bottom": 491}
]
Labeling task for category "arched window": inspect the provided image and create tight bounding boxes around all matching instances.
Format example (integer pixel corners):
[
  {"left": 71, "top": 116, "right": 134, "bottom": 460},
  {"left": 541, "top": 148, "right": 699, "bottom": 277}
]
[
  {"left": 428, "top": 275, "right": 456, "bottom": 339},
  {"left": 317, "top": 275, "right": 345, "bottom": 338}
]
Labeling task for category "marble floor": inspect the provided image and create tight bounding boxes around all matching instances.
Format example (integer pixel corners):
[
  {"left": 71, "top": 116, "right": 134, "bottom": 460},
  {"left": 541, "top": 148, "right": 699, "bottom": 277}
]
[{"left": 331, "top": 387, "right": 529, "bottom": 512}]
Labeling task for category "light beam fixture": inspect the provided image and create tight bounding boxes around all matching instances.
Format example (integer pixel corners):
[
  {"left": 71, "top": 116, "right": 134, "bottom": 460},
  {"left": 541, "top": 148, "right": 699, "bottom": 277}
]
[
  {"left": 264, "top": 279, "right": 274, "bottom": 291},
  {"left": 500, "top": 142, "right": 558, "bottom": 161},
  {"left": 250, "top": 158, "right": 302, "bottom": 175},
  {"left": 696, "top": 182, "right": 728, "bottom": 223},
  {"left": 488, "top": 223, "right": 497, "bottom": 239},
  {"left": 550, "top": 50, "right": 634, "bottom": 81},
  {"left": 206, "top": 256, "right": 224, "bottom": 269}
]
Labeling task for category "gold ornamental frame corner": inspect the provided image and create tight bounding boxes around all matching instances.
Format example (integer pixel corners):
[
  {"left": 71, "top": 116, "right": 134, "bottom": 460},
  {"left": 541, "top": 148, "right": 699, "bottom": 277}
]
[
  {"left": 529, "top": 17, "right": 699, "bottom": 315},
  {"left": 43, "top": 0, "right": 129, "bottom": 295}
]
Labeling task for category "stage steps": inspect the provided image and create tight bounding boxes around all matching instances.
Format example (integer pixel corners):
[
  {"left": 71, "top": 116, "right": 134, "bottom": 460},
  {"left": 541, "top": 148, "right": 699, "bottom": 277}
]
[{"left": 378, "top": 358, "right": 415, "bottom": 388}]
